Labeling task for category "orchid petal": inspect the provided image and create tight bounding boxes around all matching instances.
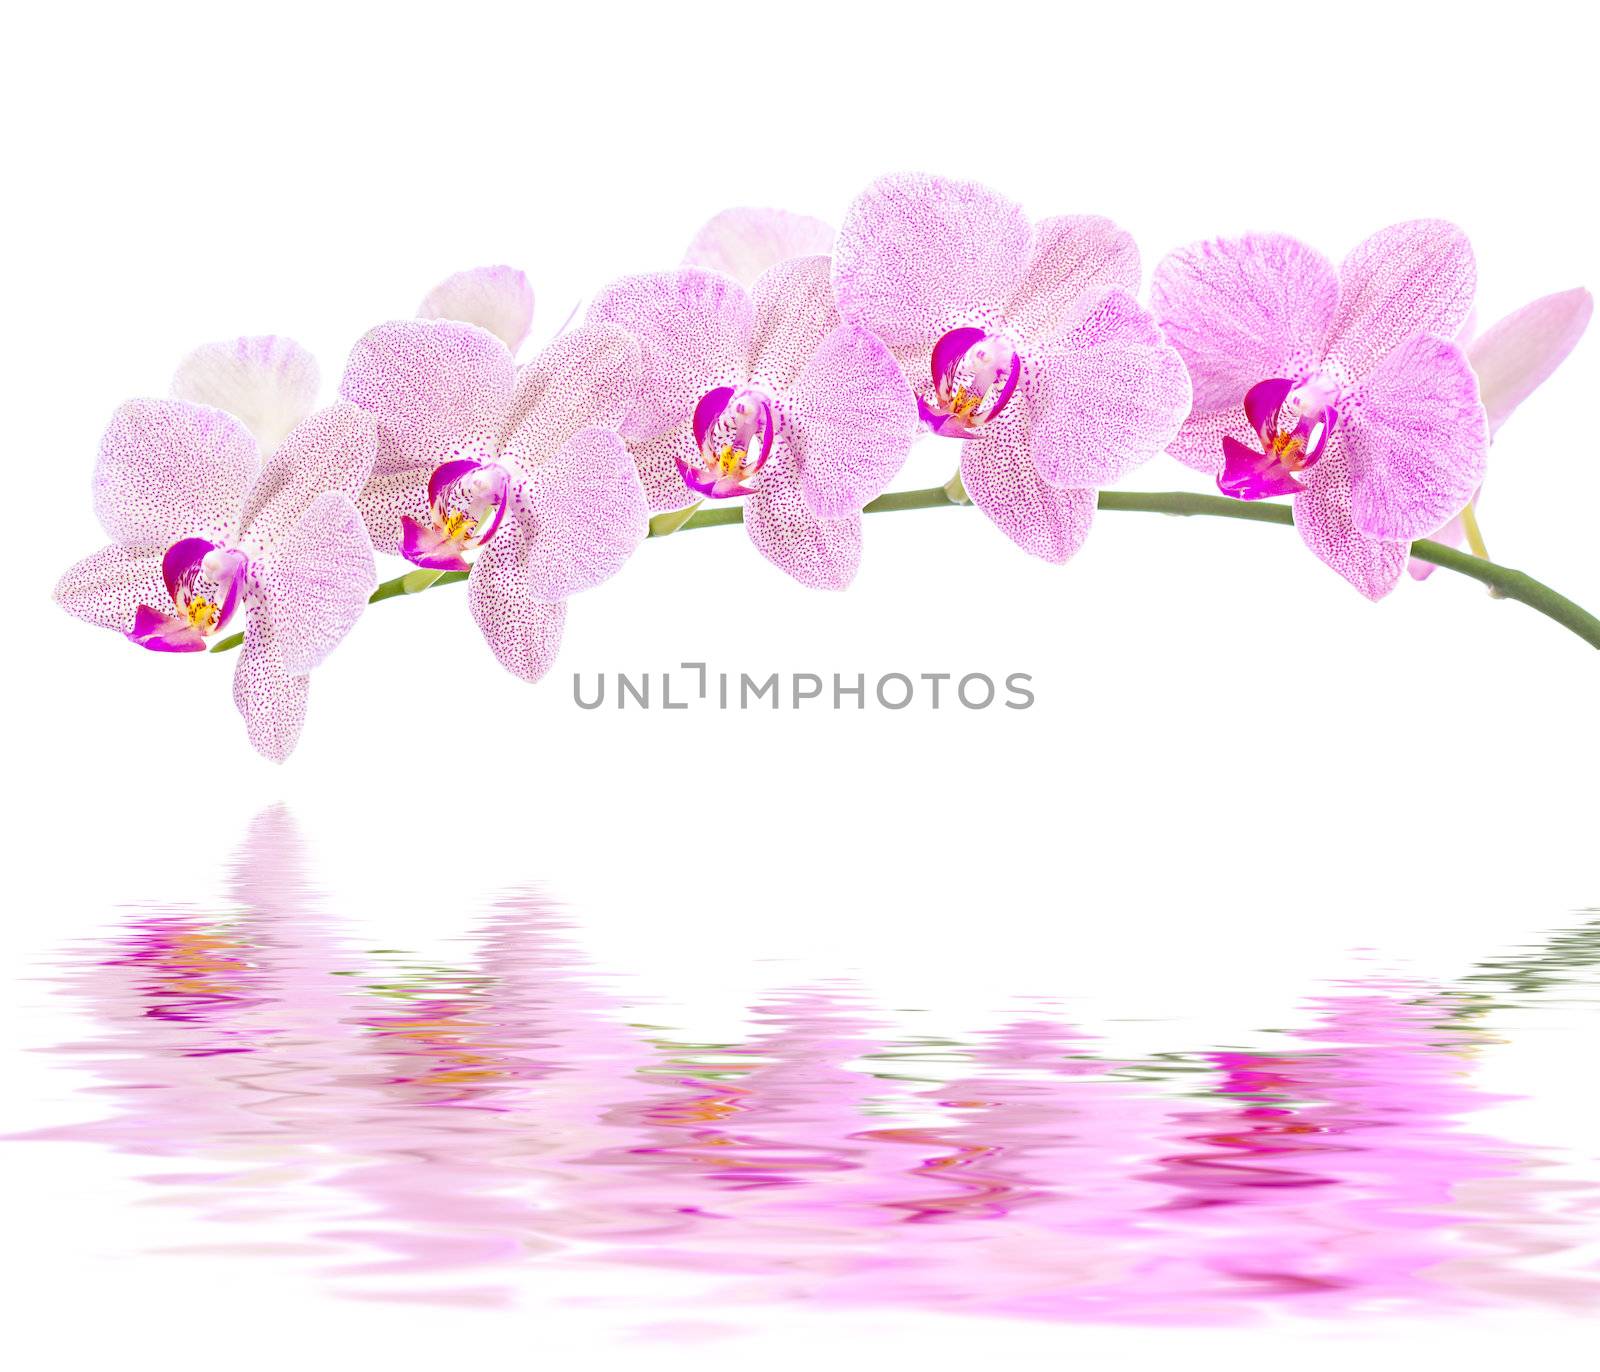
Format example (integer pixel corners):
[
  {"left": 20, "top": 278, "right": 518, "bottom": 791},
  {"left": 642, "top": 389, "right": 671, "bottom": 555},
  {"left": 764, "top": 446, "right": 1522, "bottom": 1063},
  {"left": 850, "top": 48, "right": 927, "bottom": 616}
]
[
  {"left": 1346, "top": 333, "right": 1487, "bottom": 541},
  {"left": 1323, "top": 220, "right": 1476, "bottom": 379},
  {"left": 520, "top": 427, "right": 648, "bottom": 601},
  {"left": 236, "top": 401, "right": 378, "bottom": 558},
  {"left": 832, "top": 172, "right": 1033, "bottom": 348},
  {"left": 501, "top": 323, "right": 642, "bottom": 472},
  {"left": 1004, "top": 216, "right": 1140, "bottom": 346},
  {"left": 93, "top": 399, "right": 257, "bottom": 548},
  {"left": 354, "top": 469, "right": 430, "bottom": 557},
  {"left": 171, "top": 336, "right": 319, "bottom": 456},
  {"left": 748, "top": 256, "right": 842, "bottom": 393},
  {"left": 233, "top": 605, "right": 310, "bottom": 762},
  {"left": 466, "top": 522, "right": 569, "bottom": 683},
  {"left": 959, "top": 408, "right": 1097, "bottom": 564},
  {"left": 682, "top": 207, "right": 835, "bottom": 286},
  {"left": 1151, "top": 233, "right": 1338, "bottom": 414},
  {"left": 628, "top": 423, "right": 699, "bottom": 513},
  {"left": 787, "top": 325, "right": 919, "bottom": 519},
  {"left": 587, "top": 269, "right": 753, "bottom": 440},
  {"left": 253, "top": 491, "right": 377, "bottom": 675},
  {"left": 1468, "top": 287, "right": 1593, "bottom": 436},
  {"left": 338, "top": 318, "right": 514, "bottom": 475},
  {"left": 54, "top": 545, "right": 167, "bottom": 633},
  {"left": 743, "top": 443, "right": 861, "bottom": 590},
  {"left": 1027, "top": 294, "right": 1192, "bottom": 489},
  {"left": 1291, "top": 438, "right": 1409, "bottom": 601},
  {"left": 418, "top": 265, "right": 535, "bottom": 354}
]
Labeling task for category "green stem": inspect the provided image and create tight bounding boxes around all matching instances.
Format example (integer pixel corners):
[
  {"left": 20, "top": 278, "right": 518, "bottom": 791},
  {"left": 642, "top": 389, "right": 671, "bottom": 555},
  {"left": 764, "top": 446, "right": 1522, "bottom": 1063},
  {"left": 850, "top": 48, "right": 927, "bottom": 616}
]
[{"left": 208, "top": 487, "right": 1600, "bottom": 654}]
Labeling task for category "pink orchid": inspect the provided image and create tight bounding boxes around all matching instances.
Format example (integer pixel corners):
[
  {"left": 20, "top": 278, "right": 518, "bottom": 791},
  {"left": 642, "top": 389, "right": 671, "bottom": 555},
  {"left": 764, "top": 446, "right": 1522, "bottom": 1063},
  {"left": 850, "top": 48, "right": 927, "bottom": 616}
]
[
  {"left": 54, "top": 399, "right": 379, "bottom": 760},
  {"left": 1152, "top": 222, "right": 1489, "bottom": 599},
  {"left": 418, "top": 264, "right": 536, "bottom": 356},
  {"left": 830, "top": 172, "right": 1191, "bottom": 563},
  {"left": 587, "top": 256, "right": 919, "bottom": 590},
  {"left": 682, "top": 207, "right": 835, "bottom": 287},
  {"left": 338, "top": 312, "right": 647, "bottom": 682},
  {"left": 1409, "top": 286, "right": 1592, "bottom": 579}
]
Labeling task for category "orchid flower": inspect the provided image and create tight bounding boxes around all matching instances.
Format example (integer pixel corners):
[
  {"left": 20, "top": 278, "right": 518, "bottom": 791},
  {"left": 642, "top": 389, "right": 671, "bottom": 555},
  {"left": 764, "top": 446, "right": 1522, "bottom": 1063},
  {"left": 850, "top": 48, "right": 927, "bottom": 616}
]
[
  {"left": 682, "top": 207, "right": 835, "bottom": 287},
  {"left": 338, "top": 308, "right": 647, "bottom": 683},
  {"left": 54, "top": 399, "right": 379, "bottom": 760},
  {"left": 586, "top": 256, "right": 919, "bottom": 589},
  {"left": 1152, "top": 222, "right": 1489, "bottom": 599},
  {"left": 830, "top": 172, "right": 1191, "bottom": 563},
  {"left": 1409, "top": 287, "right": 1592, "bottom": 579}
]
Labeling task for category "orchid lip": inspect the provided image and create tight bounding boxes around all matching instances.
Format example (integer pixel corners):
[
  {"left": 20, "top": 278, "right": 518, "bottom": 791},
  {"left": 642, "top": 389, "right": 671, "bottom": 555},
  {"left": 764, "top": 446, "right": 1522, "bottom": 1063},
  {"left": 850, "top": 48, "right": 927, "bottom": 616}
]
[
  {"left": 921, "top": 327, "right": 1020, "bottom": 438},
  {"left": 402, "top": 458, "right": 511, "bottom": 570},
  {"left": 683, "top": 385, "right": 775, "bottom": 500},
  {"left": 1218, "top": 376, "right": 1340, "bottom": 501},
  {"left": 128, "top": 537, "right": 248, "bottom": 652}
]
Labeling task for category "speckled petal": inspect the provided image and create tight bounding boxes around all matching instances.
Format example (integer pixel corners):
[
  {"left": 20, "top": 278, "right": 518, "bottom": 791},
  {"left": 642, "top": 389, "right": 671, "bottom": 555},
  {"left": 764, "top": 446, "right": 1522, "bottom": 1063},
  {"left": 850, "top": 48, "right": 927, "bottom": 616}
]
[
  {"left": 1028, "top": 292, "right": 1192, "bottom": 489},
  {"left": 1004, "top": 216, "right": 1141, "bottom": 346},
  {"left": 1150, "top": 233, "right": 1338, "bottom": 414},
  {"left": 519, "top": 427, "right": 647, "bottom": 601},
  {"left": 1345, "top": 334, "right": 1487, "bottom": 541},
  {"left": 354, "top": 470, "right": 429, "bottom": 557},
  {"left": 683, "top": 207, "right": 836, "bottom": 286},
  {"left": 1292, "top": 438, "right": 1409, "bottom": 601},
  {"left": 338, "top": 318, "right": 515, "bottom": 475},
  {"left": 832, "top": 172, "right": 1033, "bottom": 347},
  {"left": 748, "top": 256, "right": 842, "bottom": 393},
  {"left": 467, "top": 519, "right": 569, "bottom": 683},
  {"left": 233, "top": 606, "right": 310, "bottom": 762},
  {"left": 237, "top": 402, "right": 378, "bottom": 558},
  {"left": 252, "top": 491, "right": 377, "bottom": 675},
  {"left": 787, "top": 325, "right": 918, "bottom": 519},
  {"left": 93, "top": 399, "right": 257, "bottom": 548},
  {"left": 628, "top": 423, "right": 698, "bottom": 514},
  {"left": 1323, "top": 220, "right": 1476, "bottom": 379},
  {"left": 959, "top": 407, "right": 1097, "bottom": 564},
  {"left": 54, "top": 545, "right": 167, "bottom": 633},
  {"left": 171, "top": 336, "right": 320, "bottom": 456},
  {"left": 743, "top": 444, "right": 861, "bottom": 590},
  {"left": 1468, "top": 287, "right": 1593, "bottom": 436},
  {"left": 418, "top": 265, "right": 535, "bottom": 354},
  {"left": 587, "top": 269, "right": 753, "bottom": 439},
  {"left": 501, "top": 323, "right": 642, "bottom": 471}
]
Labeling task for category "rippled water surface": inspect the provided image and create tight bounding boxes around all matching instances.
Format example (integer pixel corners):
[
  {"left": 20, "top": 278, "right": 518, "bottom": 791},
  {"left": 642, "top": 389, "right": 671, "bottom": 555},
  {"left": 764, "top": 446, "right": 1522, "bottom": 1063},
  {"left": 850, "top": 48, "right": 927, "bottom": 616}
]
[{"left": 13, "top": 809, "right": 1600, "bottom": 1321}]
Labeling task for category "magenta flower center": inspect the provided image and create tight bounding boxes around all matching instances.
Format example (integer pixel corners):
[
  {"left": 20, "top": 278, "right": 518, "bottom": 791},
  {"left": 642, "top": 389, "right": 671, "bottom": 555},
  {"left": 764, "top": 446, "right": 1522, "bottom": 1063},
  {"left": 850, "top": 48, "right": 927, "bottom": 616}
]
[
  {"left": 128, "top": 538, "right": 248, "bottom": 653},
  {"left": 919, "top": 327, "right": 1020, "bottom": 438},
  {"left": 401, "top": 459, "right": 511, "bottom": 572},
  {"left": 683, "top": 385, "right": 776, "bottom": 500},
  {"left": 1218, "top": 374, "right": 1342, "bottom": 501}
]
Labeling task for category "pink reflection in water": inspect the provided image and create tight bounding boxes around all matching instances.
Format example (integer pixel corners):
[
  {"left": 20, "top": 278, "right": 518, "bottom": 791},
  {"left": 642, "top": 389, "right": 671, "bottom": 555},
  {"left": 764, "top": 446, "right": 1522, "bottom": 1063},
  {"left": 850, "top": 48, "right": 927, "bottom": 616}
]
[{"left": 13, "top": 808, "right": 1600, "bottom": 1320}]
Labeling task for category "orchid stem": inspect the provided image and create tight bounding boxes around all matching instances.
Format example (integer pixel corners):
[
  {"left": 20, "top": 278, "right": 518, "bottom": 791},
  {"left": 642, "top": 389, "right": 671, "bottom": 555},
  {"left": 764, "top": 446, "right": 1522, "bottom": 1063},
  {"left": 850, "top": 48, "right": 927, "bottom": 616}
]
[{"left": 207, "top": 487, "right": 1600, "bottom": 655}]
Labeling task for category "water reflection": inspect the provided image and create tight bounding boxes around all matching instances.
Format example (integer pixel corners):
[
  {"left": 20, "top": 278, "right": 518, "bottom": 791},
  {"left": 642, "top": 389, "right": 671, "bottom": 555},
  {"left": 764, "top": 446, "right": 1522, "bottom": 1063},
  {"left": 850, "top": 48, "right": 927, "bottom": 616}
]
[{"left": 13, "top": 808, "right": 1600, "bottom": 1319}]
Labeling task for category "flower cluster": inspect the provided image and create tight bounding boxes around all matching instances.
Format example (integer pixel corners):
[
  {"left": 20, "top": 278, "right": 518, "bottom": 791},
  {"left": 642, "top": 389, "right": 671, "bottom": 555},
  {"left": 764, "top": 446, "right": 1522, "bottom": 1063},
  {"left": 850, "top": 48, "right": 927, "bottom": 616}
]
[{"left": 56, "top": 174, "right": 1592, "bottom": 759}]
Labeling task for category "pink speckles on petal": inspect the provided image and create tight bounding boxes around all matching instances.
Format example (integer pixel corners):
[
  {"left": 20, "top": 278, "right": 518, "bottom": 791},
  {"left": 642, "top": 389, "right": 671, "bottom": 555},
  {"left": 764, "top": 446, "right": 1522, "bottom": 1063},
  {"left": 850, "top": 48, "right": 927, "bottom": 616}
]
[
  {"left": 787, "top": 325, "right": 919, "bottom": 520},
  {"left": 232, "top": 606, "right": 310, "bottom": 762},
  {"left": 832, "top": 172, "right": 1033, "bottom": 349},
  {"left": 1322, "top": 220, "right": 1476, "bottom": 380},
  {"left": 1292, "top": 439, "right": 1409, "bottom": 601},
  {"left": 93, "top": 399, "right": 258, "bottom": 548},
  {"left": 467, "top": 530, "right": 569, "bottom": 683},
  {"left": 418, "top": 265, "right": 535, "bottom": 355},
  {"left": 236, "top": 402, "right": 378, "bottom": 559},
  {"left": 682, "top": 207, "right": 836, "bottom": 286},
  {"left": 54, "top": 545, "right": 168, "bottom": 634},
  {"left": 748, "top": 256, "right": 843, "bottom": 394},
  {"left": 252, "top": 492, "right": 378, "bottom": 676},
  {"left": 743, "top": 446, "right": 861, "bottom": 591},
  {"left": 1151, "top": 233, "right": 1338, "bottom": 414},
  {"left": 1468, "top": 287, "right": 1593, "bottom": 436},
  {"left": 587, "top": 269, "right": 754, "bottom": 440},
  {"left": 171, "top": 335, "right": 320, "bottom": 456},
  {"left": 520, "top": 428, "right": 648, "bottom": 602},
  {"left": 628, "top": 423, "right": 700, "bottom": 513},
  {"left": 338, "top": 318, "right": 515, "bottom": 476},
  {"left": 1005, "top": 216, "right": 1141, "bottom": 347},
  {"left": 960, "top": 408, "right": 1097, "bottom": 564},
  {"left": 501, "top": 323, "right": 642, "bottom": 472},
  {"left": 1345, "top": 333, "right": 1488, "bottom": 541}
]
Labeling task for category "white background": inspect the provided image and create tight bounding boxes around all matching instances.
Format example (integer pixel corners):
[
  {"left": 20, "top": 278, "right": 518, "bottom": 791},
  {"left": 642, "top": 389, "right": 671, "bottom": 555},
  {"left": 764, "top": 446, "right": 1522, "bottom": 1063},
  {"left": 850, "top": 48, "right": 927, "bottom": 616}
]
[{"left": 3, "top": 1, "right": 1597, "bottom": 1367}]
